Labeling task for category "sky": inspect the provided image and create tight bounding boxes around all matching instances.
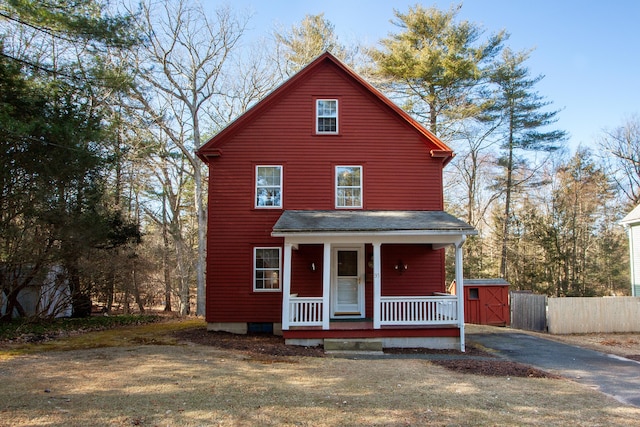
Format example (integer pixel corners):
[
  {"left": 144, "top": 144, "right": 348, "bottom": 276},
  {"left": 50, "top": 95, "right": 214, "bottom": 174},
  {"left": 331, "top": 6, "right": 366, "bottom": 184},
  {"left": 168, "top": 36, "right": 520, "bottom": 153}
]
[{"left": 217, "top": 0, "right": 640, "bottom": 152}]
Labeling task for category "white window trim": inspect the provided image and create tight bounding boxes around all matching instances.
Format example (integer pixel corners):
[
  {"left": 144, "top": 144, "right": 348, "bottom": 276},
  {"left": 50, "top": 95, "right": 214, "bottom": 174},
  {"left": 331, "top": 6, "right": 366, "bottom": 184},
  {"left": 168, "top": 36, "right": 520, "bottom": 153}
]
[
  {"left": 255, "top": 165, "right": 283, "bottom": 209},
  {"left": 253, "top": 247, "right": 282, "bottom": 292},
  {"left": 335, "top": 165, "right": 363, "bottom": 209},
  {"left": 316, "top": 99, "right": 338, "bottom": 134}
]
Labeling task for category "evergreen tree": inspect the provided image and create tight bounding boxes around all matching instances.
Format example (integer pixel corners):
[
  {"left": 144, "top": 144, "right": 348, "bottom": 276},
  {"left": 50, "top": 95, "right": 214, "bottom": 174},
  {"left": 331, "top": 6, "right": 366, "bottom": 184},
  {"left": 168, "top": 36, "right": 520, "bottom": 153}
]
[
  {"left": 274, "top": 13, "right": 349, "bottom": 76},
  {"left": 0, "top": 0, "right": 140, "bottom": 319},
  {"left": 369, "top": 3, "right": 505, "bottom": 139},
  {"left": 486, "top": 48, "right": 567, "bottom": 280},
  {"left": 519, "top": 149, "right": 626, "bottom": 296}
]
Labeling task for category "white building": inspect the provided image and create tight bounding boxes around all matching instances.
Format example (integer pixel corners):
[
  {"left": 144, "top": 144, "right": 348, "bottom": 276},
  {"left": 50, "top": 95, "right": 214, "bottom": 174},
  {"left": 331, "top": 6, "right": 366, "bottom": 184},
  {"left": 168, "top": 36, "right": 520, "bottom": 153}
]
[{"left": 621, "top": 204, "right": 640, "bottom": 297}]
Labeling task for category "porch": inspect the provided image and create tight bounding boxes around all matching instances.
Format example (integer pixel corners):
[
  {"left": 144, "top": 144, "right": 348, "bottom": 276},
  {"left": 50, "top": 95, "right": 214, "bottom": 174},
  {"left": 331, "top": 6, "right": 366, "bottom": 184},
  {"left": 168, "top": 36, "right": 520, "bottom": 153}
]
[
  {"left": 284, "top": 296, "right": 461, "bottom": 349},
  {"left": 272, "top": 210, "right": 477, "bottom": 351}
]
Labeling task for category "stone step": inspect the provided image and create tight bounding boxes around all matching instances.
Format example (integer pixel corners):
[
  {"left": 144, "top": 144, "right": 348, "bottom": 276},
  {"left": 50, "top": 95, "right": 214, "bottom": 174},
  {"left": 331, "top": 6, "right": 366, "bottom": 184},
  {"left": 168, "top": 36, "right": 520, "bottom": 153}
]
[{"left": 323, "top": 338, "right": 384, "bottom": 353}]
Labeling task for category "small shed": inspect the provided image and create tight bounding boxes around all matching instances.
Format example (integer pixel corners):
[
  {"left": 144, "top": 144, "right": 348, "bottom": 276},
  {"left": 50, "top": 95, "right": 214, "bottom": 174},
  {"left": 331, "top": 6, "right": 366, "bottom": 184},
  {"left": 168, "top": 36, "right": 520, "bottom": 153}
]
[{"left": 451, "top": 279, "right": 510, "bottom": 326}]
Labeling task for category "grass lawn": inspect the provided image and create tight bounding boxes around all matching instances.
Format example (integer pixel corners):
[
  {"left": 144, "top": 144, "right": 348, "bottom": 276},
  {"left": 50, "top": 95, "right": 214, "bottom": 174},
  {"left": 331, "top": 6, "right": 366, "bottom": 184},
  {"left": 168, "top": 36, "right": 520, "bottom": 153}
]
[{"left": 1, "top": 317, "right": 639, "bottom": 426}]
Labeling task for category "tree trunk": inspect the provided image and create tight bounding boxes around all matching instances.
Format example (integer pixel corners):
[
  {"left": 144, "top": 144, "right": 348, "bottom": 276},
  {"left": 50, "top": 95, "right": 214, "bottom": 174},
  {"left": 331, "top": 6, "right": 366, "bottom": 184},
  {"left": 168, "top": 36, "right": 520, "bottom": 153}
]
[
  {"left": 105, "top": 269, "right": 114, "bottom": 314},
  {"left": 191, "top": 105, "right": 207, "bottom": 317},
  {"left": 162, "top": 191, "right": 172, "bottom": 312},
  {"left": 175, "top": 237, "right": 190, "bottom": 316},
  {"left": 500, "top": 131, "right": 514, "bottom": 280},
  {"left": 132, "top": 260, "right": 145, "bottom": 313}
]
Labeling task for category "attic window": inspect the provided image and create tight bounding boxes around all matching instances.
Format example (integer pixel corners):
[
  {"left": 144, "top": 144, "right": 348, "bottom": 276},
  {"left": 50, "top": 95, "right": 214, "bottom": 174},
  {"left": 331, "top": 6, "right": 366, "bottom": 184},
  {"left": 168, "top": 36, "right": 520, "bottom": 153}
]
[{"left": 316, "top": 99, "right": 338, "bottom": 133}]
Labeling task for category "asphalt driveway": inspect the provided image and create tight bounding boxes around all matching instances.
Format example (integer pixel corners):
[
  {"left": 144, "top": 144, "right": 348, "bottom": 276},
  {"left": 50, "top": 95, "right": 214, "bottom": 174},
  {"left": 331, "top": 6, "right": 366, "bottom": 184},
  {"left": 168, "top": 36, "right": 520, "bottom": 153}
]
[{"left": 466, "top": 327, "right": 640, "bottom": 407}]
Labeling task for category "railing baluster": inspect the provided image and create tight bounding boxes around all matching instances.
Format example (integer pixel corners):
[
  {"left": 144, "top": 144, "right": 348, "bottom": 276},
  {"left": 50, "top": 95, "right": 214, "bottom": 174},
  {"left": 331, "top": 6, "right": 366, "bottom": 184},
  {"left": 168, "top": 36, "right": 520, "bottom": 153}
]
[
  {"left": 289, "top": 295, "right": 455, "bottom": 327},
  {"left": 289, "top": 297, "right": 323, "bottom": 326},
  {"left": 378, "top": 296, "right": 457, "bottom": 326}
]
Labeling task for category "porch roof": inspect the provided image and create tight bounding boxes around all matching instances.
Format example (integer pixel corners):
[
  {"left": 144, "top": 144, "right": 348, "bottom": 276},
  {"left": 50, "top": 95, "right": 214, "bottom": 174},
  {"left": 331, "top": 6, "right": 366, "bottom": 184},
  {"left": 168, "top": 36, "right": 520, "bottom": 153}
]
[{"left": 272, "top": 210, "right": 476, "bottom": 237}]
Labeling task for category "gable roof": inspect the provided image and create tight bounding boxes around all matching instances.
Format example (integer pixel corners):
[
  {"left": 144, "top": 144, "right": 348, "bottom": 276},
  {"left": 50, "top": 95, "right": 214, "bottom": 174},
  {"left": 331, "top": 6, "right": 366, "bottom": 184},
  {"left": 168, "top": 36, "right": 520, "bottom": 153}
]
[
  {"left": 621, "top": 204, "right": 640, "bottom": 226},
  {"left": 196, "top": 51, "right": 454, "bottom": 164}
]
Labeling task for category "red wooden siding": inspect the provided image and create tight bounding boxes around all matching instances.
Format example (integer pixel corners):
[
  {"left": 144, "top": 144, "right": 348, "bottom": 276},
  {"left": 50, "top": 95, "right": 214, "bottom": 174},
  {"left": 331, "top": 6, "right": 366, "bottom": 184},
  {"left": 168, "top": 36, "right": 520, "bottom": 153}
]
[
  {"left": 204, "top": 58, "right": 450, "bottom": 324},
  {"left": 380, "top": 245, "right": 444, "bottom": 296},
  {"left": 290, "top": 244, "right": 324, "bottom": 296}
]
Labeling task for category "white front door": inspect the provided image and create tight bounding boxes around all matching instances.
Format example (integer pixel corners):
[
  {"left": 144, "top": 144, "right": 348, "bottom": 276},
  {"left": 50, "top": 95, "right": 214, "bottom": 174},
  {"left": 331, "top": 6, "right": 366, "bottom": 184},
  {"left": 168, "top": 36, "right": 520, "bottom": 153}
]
[{"left": 331, "top": 246, "right": 364, "bottom": 318}]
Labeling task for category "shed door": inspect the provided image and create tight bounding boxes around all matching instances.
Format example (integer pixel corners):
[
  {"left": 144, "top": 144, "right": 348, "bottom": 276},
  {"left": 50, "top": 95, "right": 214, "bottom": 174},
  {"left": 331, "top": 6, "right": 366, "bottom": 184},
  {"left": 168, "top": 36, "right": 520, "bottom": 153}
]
[
  {"left": 481, "top": 286, "right": 509, "bottom": 326},
  {"left": 331, "top": 247, "right": 364, "bottom": 318}
]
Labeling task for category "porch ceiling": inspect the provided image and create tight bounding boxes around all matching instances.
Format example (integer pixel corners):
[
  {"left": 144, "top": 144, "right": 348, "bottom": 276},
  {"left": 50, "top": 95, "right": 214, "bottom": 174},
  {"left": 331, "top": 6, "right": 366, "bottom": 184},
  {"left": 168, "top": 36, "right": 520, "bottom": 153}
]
[{"left": 271, "top": 210, "right": 476, "bottom": 244}]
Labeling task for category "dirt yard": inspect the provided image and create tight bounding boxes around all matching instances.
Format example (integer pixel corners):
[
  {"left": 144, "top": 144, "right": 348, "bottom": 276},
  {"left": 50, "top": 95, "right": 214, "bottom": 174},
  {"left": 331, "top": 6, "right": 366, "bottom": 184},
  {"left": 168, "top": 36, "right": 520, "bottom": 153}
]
[{"left": 1, "top": 320, "right": 640, "bottom": 426}]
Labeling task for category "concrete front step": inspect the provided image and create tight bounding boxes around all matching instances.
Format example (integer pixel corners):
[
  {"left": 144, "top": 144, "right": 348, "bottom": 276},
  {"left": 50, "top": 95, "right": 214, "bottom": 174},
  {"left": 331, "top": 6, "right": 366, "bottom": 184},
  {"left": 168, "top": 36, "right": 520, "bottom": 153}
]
[{"left": 323, "top": 338, "right": 384, "bottom": 353}]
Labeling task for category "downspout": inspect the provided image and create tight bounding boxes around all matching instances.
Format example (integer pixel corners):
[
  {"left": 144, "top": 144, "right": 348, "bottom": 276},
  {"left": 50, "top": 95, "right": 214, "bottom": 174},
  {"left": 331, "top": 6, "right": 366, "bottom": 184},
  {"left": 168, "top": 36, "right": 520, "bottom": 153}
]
[{"left": 455, "top": 236, "right": 467, "bottom": 352}]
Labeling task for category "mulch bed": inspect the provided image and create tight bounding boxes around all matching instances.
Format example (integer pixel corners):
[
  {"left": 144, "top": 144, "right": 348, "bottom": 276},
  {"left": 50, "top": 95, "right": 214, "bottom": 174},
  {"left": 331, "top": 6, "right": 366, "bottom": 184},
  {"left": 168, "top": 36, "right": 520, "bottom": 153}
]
[
  {"left": 175, "top": 328, "right": 326, "bottom": 357},
  {"left": 173, "top": 328, "right": 559, "bottom": 378},
  {"left": 431, "top": 359, "right": 561, "bottom": 378}
]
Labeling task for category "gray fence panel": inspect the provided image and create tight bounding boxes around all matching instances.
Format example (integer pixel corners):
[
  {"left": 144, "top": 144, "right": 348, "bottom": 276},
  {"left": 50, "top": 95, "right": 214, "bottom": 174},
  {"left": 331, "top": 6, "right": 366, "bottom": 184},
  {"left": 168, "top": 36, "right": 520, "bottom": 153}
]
[{"left": 510, "top": 292, "right": 547, "bottom": 332}]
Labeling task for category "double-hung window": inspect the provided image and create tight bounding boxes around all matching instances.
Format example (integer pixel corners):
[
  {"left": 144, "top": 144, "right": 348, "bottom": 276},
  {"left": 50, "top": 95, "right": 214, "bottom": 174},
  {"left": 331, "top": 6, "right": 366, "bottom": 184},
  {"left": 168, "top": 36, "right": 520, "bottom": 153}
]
[
  {"left": 254, "top": 247, "right": 281, "bottom": 291},
  {"left": 255, "top": 166, "right": 282, "bottom": 208},
  {"left": 336, "top": 166, "right": 362, "bottom": 208},
  {"left": 316, "top": 99, "right": 338, "bottom": 134}
]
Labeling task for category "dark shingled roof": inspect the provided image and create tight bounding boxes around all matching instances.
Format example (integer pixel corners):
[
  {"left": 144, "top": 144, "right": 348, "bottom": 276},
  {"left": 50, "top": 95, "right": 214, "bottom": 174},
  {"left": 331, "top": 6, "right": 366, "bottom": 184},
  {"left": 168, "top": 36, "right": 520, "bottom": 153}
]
[
  {"left": 272, "top": 210, "right": 476, "bottom": 234},
  {"left": 464, "top": 279, "right": 510, "bottom": 286}
]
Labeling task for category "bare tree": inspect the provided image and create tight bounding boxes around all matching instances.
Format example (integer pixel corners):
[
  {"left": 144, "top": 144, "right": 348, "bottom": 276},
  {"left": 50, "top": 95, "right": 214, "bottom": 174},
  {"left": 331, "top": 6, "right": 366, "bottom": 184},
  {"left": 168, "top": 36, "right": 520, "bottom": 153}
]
[
  {"left": 131, "top": 0, "right": 247, "bottom": 315},
  {"left": 448, "top": 121, "right": 501, "bottom": 227},
  {"left": 599, "top": 114, "right": 640, "bottom": 207}
]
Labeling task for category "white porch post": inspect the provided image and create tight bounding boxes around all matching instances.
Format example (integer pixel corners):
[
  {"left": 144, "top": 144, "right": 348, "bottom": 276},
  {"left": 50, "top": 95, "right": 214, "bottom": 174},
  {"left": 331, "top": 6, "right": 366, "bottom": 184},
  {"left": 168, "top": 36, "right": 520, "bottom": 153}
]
[
  {"left": 372, "top": 242, "right": 382, "bottom": 329},
  {"left": 322, "top": 242, "right": 331, "bottom": 330},
  {"left": 455, "top": 236, "right": 467, "bottom": 352},
  {"left": 282, "top": 243, "right": 293, "bottom": 330}
]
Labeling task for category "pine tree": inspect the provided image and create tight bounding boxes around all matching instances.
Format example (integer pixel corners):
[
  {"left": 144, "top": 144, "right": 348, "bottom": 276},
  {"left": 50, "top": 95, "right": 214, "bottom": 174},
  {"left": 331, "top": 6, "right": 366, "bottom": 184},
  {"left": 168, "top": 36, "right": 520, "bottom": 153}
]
[
  {"left": 0, "top": 0, "right": 140, "bottom": 319},
  {"left": 487, "top": 48, "right": 567, "bottom": 280},
  {"left": 369, "top": 4, "right": 505, "bottom": 139},
  {"left": 274, "top": 13, "right": 348, "bottom": 76}
]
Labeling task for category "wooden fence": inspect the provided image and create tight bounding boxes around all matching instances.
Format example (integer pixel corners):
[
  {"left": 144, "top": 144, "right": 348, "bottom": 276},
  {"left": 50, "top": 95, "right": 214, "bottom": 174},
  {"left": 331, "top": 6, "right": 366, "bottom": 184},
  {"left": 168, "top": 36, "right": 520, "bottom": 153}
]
[
  {"left": 509, "top": 292, "right": 547, "bottom": 332},
  {"left": 546, "top": 297, "right": 640, "bottom": 334},
  {"left": 509, "top": 293, "right": 640, "bottom": 334}
]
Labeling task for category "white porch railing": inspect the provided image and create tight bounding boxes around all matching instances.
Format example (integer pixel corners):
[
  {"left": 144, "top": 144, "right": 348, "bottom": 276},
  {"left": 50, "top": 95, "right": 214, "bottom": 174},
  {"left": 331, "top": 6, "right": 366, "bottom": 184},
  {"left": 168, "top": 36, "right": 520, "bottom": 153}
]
[
  {"left": 288, "top": 295, "right": 458, "bottom": 328},
  {"left": 380, "top": 295, "right": 458, "bottom": 325},
  {"left": 289, "top": 297, "right": 323, "bottom": 326}
]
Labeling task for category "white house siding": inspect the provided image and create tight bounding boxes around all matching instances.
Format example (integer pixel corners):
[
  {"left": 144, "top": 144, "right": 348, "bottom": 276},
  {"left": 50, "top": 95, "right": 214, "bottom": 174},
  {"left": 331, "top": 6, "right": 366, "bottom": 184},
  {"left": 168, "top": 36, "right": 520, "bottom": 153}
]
[
  {"left": 622, "top": 205, "right": 640, "bottom": 297},
  {"left": 631, "top": 225, "right": 640, "bottom": 296}
]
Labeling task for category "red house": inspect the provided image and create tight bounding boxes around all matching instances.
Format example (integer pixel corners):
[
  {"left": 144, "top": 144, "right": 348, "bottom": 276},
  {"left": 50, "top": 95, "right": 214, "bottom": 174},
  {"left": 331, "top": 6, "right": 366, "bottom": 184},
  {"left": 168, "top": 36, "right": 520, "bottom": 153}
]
[{"left": 197, "top": 52, "right": 476, "bottom": 351}]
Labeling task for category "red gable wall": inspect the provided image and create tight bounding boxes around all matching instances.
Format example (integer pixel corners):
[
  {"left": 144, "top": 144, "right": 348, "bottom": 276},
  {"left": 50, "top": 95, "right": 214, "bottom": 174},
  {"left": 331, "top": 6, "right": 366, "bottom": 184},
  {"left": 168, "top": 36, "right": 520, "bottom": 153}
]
[{"left": 202, "top": 56, "right": 450, "bottom": 323}]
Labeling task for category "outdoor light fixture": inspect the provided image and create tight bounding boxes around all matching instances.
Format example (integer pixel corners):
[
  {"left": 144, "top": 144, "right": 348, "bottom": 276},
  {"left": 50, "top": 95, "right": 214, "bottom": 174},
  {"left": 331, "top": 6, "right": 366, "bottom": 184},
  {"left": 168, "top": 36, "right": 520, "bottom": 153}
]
[
  {"left": 395, "top": 261, "right": 408, "bottom": 273},
  {"left": 310, "top": 262, "right": 317, "bottom": 272}
]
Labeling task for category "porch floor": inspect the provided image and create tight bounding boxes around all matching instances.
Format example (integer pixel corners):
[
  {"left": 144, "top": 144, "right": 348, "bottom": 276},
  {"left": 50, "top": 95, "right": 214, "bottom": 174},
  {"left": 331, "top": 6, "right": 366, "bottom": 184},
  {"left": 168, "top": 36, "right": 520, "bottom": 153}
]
[{"left": 284, "top": 319, "right": 460, "bottom": 340}]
